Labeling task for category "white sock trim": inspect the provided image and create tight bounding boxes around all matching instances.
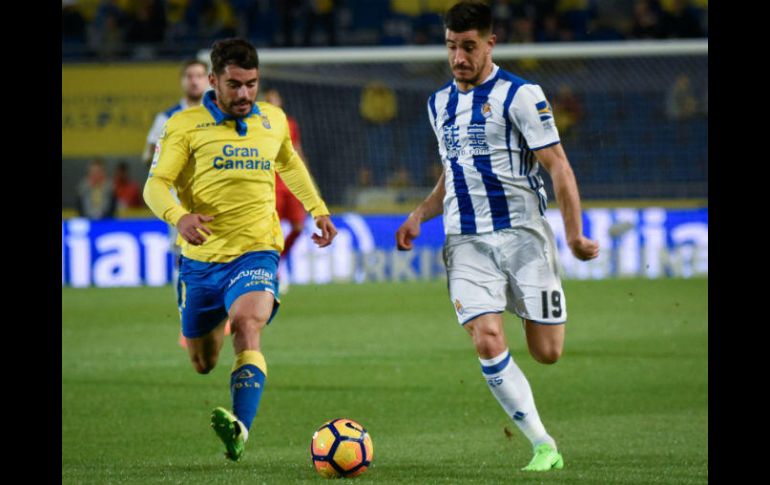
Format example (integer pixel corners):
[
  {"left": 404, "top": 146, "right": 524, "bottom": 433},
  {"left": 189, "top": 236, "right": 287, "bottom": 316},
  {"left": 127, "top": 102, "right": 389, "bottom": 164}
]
[
  {"left": 479, "top": 348, "right": 510, "bottom": 367},
  {"left": 238, "top": 419, "right": 249, "bottom": 442}
]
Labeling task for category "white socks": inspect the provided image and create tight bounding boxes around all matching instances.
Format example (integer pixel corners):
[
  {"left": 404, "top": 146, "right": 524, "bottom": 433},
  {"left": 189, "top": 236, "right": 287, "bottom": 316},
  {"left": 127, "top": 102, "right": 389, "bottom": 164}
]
[{"left": 480, "top": 349, "right": 556, "bottom": 450}]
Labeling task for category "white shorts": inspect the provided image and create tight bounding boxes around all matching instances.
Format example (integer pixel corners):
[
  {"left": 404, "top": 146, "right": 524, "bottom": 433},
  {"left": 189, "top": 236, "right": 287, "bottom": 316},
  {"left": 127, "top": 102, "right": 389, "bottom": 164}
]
[{"left": 443, "top": 219, "right": 566, "bottom": 326}]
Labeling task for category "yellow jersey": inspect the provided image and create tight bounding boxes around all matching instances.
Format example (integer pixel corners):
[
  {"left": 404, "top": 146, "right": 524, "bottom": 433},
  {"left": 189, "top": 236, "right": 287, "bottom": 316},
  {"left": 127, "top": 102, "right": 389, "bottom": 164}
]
[{"left": 144, "top": 90, "right": 329, "bottom": 263}]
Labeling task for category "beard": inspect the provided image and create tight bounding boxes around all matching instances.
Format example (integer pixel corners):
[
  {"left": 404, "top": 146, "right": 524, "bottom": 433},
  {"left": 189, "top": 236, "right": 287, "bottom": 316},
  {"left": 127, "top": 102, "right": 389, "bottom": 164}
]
[
  {"left": 216, "top": 87, "right": 254, "bottom": 118},
  {"left": 226, "top": 99, "right": 253, "bottom": 117},
  {"left": 453, "top": 65, "right": 480, "bottom": 84}
]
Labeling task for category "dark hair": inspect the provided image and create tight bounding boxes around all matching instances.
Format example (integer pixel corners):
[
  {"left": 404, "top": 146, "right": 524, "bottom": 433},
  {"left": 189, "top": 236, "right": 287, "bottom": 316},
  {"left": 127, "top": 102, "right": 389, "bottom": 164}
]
[
  {"left": 444, "top": 0, "right": 492, "bottom": 36},
  {"left": 210, "top": 38, "right": 259, "bottom": 75},
  {"left": 180, "top": 59, "right": 208, "bottom": 76}
]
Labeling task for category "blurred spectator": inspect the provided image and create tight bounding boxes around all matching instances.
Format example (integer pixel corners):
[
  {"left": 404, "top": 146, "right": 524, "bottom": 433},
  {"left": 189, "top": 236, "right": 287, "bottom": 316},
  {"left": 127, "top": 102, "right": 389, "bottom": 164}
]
[
  {"left": 360, "top": 81, "right": 398, "bottom": 186},
  {"left": 511, "top": 16, "right": 536, "bottom": 44},
  {"left": 263, "top": 87, "right": 309, "bottom": 258},
  {"left": 304, "top": 0, "right": 339, "bottom": 46},
  {"left": 113, "top": 161, "right": 143, "bottom": 209},
  {"left": 556, "top": 0, "right": 594, "bottom": 41},
  {"left": 125, "top": 0, "right": 166, "bottom": 45},
  {"left": 64, "top": 0, "right": 707, "bottom": 58},
  {"left": 202, "top": 0, "right": 238, "bottom": 40},
  {"left": 163, "top": 0, "right": 194, "bottom": 45},
  {"left": 88, "top": 0, "right": 128, "bottom": 59},
  {"left": 357, "top": 167, "right": 373, "bottom": 187},
  {"left": 382, "top": 12, "right": 414, "bottom": 45},
  {"left": 551, "top": 84, "right": 584, "bottom": 141},
  {"left": 659, "top": 0, "right": 704, "bottom": 38},
  {"left": 536, "top": 13, "right": 564, "bottom": 42},
  {"left": 666, "top": 73, "right": 698, "bottom": 120},
  {"left": 631, "top": 0, "right": 663, "bottom": 39},
  {"left": 387, "top": 166, "right": 410, "bottom": 189},
  {"left": 491, "top": 0, "right": 515, "bottom": 43},
  {"left": 76, "top": 159, "right": 117, "bottom": 220},
  {"left": 62, "top": 0, "right": 87, "bottom": 45},
  {"left": 279, "top": 0, "right": 304, "bottom": 46}
]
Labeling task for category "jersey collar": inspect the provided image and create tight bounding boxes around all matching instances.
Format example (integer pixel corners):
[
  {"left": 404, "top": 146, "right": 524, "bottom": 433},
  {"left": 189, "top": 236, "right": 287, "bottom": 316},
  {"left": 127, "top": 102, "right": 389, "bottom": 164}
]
[{"left": 202, "top": 90, "right": 261, "bottom": 136}]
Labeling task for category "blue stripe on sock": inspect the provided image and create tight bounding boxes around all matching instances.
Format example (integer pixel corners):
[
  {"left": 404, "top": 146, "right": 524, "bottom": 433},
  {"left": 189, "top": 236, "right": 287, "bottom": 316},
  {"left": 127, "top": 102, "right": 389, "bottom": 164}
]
[{"left": 480, "top": 352, "right": 511, "bottom": 375}]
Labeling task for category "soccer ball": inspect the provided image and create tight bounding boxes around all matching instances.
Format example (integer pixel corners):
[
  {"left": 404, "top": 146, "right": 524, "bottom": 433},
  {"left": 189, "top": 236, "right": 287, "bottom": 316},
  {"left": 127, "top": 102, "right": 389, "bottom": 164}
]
[{"left": 310, "top": 418, "right": 373, "bottom": 478}]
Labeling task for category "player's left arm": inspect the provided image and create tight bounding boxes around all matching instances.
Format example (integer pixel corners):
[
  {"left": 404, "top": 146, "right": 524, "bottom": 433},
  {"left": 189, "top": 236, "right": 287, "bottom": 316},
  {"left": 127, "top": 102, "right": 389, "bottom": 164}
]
[
  {"left": 275, "top": 114, "right": 337, "bottom": 247},
  {"left": 512, "top": 84, "right": 598, "bottom": 261},
  {"left": 535, "top": 144, "right": 599, "bottom": 261}
]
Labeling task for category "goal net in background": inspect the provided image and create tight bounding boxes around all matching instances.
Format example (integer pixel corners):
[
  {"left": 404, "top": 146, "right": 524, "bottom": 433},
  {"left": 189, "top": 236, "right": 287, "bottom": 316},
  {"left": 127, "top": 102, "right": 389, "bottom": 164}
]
[{"left": 200, "top": 39, "right": 708, "bottom": 212}]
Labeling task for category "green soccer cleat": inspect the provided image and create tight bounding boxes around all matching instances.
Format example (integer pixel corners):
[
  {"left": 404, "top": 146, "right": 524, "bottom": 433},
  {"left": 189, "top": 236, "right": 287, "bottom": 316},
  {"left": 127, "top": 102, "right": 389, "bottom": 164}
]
[
  {"left": 521, "top": 443, "right": 564, "bottom": 471},
  {"left": 210, "top": 407, "right": 246, "bottom": 462}
]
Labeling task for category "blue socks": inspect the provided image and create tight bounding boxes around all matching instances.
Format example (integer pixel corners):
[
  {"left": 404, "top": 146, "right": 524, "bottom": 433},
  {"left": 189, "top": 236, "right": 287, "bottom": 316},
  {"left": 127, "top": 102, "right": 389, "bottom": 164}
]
[{"left": 230, "top": 350, "right": 267, "bottom": 430}]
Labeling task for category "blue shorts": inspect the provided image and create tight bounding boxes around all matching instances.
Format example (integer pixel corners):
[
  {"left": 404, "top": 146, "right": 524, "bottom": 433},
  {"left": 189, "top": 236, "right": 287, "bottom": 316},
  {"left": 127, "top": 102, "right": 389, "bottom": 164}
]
[{"left": 177, "top": 251, "right": 281, "bottom": 338}]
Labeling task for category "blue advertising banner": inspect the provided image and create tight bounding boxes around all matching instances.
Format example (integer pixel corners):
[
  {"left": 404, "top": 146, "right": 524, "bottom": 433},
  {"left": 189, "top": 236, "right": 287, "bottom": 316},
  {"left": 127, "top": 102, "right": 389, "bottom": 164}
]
[{"left": 62, "top": 208, "right": 707, "bottom": 287}]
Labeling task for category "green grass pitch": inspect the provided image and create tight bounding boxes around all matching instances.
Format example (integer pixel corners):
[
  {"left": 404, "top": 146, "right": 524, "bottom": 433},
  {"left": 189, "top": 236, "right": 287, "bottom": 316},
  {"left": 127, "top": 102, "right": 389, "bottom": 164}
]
[{"left": 62, "top": 278, "right": 707, "bottom": 484}]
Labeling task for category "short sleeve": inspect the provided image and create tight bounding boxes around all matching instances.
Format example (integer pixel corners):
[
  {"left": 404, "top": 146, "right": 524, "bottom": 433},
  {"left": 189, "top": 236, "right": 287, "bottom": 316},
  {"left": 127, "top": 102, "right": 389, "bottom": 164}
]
[
  {"left": 509, "top": 84, "right": 560, "bottom": 150},
  {"left": 427, "top": 94, "right": 439, "bottom": 136}
]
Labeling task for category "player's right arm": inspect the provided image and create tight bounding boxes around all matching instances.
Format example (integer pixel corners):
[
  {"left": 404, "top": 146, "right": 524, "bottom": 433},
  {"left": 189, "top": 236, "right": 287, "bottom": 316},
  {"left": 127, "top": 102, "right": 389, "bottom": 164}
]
[
  {"left": 396, "top": 172, "right": 445, "bottom": 251},
  {"left": 143, "top": 117, "right": 213, "bottom": 246}
]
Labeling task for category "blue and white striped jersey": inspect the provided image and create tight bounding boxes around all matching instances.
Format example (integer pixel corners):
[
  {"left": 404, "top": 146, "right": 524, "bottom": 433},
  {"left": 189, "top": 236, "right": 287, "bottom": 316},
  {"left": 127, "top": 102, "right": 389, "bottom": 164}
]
[{"left": 428, "top": 64, "right": 560, "bottom": 235}]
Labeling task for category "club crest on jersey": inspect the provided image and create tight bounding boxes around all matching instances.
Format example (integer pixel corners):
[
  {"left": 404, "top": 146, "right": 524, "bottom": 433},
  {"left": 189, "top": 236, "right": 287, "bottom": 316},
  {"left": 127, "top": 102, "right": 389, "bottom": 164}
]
[
  {"left": 261, "top": 115, "right": 271, "bottom": 129},
  {"left": 536, "top": 100, "right": 552, "bottom": 121},
  {"left": 482, "top": 102, "right": 492, "bottom": 118},
  {"left": 454, "top": 299, "right": 464, "bottom": 315}
]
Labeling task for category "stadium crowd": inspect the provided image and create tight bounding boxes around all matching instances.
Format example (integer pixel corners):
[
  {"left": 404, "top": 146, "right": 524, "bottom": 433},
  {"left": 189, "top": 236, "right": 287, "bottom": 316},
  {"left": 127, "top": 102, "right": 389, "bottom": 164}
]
[{"left": 63, "top": 0, "right": 708, "bottom": 60}]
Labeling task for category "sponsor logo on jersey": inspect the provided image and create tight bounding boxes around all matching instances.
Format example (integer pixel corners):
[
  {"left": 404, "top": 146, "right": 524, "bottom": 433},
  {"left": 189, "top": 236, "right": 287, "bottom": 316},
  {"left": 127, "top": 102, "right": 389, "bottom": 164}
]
[
  {"left": 195, "top": 122, "right": 217, "bottom": 128},
  {"left": 213, "top": 144, "right": 271, "bottom": 170},
  {"left": 536, "top": 100, "right": 552, "bottom": 121}
]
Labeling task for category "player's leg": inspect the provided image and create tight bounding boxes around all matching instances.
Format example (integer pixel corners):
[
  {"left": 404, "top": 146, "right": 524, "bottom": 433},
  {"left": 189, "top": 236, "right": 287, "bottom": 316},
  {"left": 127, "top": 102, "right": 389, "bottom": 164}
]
[
  {"left": 176, "top": 255, "right": 230, "bottom": 373},
  {"left": 445, "top": 233, "right": 559, "bottom": 470},
  {"left": 185, "top": 318, "right": 228, "bottom": 374},
  {"left": 211, "top": 251, "right": 281, "bottom": 461},
  {"left": 464, "top": 313, "right": 559, "bottom": 467},
  {"left": 509, "top": 224, "right": 567, "bottom": 365},
  {"left": 501, "top": 224, "right": 566, "bottom": 470},
  {"left": 523, "top": 319, "right": 564, "bottom": 364},
  {"left": 227, "top": 289, "right": 274, "bottom": 430}
]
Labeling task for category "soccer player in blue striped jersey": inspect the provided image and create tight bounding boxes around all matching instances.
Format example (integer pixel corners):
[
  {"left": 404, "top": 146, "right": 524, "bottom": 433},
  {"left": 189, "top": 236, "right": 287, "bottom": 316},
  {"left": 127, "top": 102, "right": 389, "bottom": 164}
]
[
  {"left": 144, "top": 38, "right": 337, "bottom": 462},
  {"left": 143, "top": 59, "right": 210, "bottom": 168},
  {"left": 396, "top": 0, "right": 599, "bottom": 472}
]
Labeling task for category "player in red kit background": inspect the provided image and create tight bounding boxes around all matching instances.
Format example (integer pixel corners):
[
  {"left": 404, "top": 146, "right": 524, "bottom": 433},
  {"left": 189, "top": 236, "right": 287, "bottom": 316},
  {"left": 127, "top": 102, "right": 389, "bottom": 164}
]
[{"left": 264, "top": 87, "right": 309, "bottom": 292}]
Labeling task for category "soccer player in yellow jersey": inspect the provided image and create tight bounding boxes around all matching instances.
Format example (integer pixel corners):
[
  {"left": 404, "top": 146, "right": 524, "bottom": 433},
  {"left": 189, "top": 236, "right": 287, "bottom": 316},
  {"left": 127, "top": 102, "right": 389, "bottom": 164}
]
[{"left": 143, "top": 38, "right": 337, "bottom": 462}]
